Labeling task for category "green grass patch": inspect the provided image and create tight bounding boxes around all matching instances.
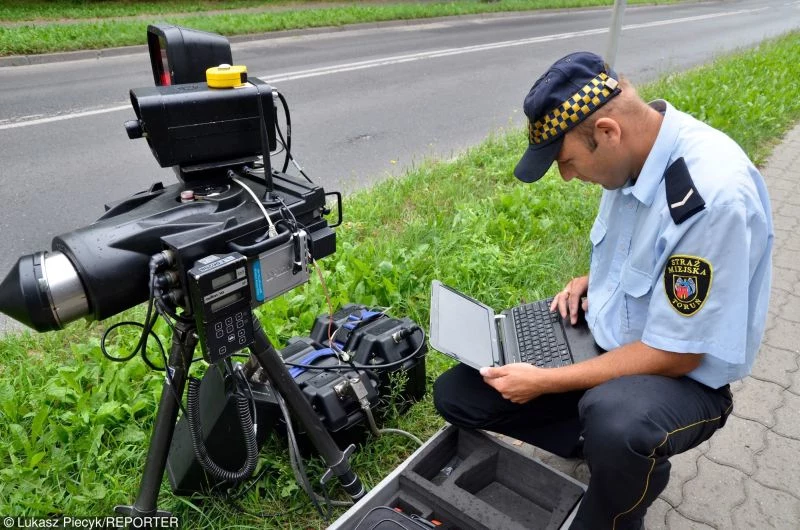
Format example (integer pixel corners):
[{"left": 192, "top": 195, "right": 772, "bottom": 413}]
[
  {"left": 1, "top": 29, "right": 798, "bottom": 529},
  {"left": 0, "top": 0, "right": 676, "bottom": 56},
  {"left": 0, "top": 1, "right": 338, "bottom": 21},
  {"left": 638, "top": 34, "right": 800, "bottom": 166}
]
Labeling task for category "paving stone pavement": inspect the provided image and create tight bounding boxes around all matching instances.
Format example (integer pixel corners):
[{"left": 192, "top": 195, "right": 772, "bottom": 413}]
[{"left": 503, "top": 123, "right": 800, "bottom": 528}]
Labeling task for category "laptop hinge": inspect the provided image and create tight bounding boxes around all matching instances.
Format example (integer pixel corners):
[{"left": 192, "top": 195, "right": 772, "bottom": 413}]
[{"left": 494, "top": 315, "right": 506, "bottom": 363}]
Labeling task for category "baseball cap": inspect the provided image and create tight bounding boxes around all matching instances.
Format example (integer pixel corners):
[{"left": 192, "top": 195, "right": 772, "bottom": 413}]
[{"left": 514, "top": 52, "right": 621, "bottom": 183}]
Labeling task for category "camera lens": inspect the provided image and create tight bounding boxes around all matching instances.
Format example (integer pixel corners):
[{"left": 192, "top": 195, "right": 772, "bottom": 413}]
[{"left": 0, "top": 251, "right": 89, "bottom": 331}]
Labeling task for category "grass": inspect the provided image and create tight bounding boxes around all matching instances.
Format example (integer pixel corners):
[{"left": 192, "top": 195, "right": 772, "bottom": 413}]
[
  {"left": 638, "top": 43, "right": 800, "bottom": 167},
  {"left": 0, "top": 1, "right": 338, "bottom": 21},
  {"left": 0, "top": 0, "right": 676, "bottom": 56},
  {"left": 1, "top": 28, "right": 799, "bottom": 529}
]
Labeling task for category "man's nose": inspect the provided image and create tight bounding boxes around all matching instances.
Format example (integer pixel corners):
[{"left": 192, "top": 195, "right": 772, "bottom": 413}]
[{"left": 557, "top": 161, "right": 575, "bottom": 181}]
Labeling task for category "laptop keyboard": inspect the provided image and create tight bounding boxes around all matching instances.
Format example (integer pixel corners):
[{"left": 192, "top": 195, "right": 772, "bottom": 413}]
[{"left": 511, "top": 298, "right": 571, "bottom": 368}]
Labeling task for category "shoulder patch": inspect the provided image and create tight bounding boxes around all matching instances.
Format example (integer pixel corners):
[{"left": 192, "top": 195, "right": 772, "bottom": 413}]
[
  {"left": 664, "top": 255, "right": 712, "bottom": 316},
  {"left": 665, "top": 157, "right": 705, "bottom": 224}
]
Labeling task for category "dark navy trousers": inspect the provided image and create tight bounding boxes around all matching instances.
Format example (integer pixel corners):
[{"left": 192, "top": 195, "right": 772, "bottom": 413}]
[{"left": 433, "top": 364, "right": 733, "bottom": 530}]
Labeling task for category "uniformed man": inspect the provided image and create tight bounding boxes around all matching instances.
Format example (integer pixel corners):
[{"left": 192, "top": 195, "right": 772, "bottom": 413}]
[{"left": 433, "top": 52, "right": 773, "bottom": 529}]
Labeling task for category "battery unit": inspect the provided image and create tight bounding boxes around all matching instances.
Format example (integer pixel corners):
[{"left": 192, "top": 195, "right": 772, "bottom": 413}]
[
  {"left": 278, "top": 337, "right": 380, "bottom": 434},
  {"left": 310, "top": 305, "right": 427, "bottom": 407}
]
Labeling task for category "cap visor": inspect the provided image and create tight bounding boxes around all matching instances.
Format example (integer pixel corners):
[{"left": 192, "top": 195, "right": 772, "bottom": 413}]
[{"left": 514, "top": 137, "right": 562, "bottom": 183}]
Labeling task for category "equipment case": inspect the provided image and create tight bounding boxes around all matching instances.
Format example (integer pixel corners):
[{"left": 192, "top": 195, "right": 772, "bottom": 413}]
[{"left": 329, "top": 424, "right": 585, "bottom": 530}]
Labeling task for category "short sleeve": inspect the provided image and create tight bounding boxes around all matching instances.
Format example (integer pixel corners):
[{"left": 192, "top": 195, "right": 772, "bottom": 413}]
[{"left": 641, "top": 200, "right": 751, "bottom": 364}]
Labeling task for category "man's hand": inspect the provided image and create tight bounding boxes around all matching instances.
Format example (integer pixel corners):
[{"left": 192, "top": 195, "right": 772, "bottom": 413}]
[
  {"left": 480, "top": 364, "right": 552, "bottom": 403},
  {"left": 481, "top": 343, "right": 704, "bottom": 398},
  {"left": 549, "top": 275, "right": 589, "bottom": 325}
]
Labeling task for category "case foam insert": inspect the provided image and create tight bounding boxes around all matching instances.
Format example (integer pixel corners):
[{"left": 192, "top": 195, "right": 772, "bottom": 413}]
[{"left": 329, "top": 425, "right": 585, "bottom": 530}]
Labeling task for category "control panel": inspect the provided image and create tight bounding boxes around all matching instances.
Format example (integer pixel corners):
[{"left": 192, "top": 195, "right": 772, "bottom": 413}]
[{"left": 188, "top": 252, "right": 254, "bottom": 363}]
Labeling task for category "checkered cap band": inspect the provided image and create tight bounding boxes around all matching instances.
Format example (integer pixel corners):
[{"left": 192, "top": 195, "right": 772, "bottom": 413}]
[{"left": 528, "top": 72, "right": 619, "bottom": 145}]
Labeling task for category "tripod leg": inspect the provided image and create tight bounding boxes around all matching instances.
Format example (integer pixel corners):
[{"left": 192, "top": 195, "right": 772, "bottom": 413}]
[
  {"left": 115, "top": 320, "right": 198, "bottom": 522},
  {"left": 250, "top": 321, "right": 366, "bottom": 501}
]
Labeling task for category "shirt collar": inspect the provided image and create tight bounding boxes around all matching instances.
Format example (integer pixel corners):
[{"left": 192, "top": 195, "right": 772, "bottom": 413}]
[{"left": 621, "top": 100, "right": 679, "bottom": 206}]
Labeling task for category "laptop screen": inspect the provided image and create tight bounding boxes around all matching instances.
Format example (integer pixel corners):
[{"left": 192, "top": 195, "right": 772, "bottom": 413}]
[{"left": 429, "top": 281, "right": 498, "bottom": 369}]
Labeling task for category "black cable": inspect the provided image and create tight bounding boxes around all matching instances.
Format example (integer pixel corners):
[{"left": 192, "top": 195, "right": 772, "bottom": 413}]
[
  {"left": 154, "top": 296, "right": 192, "bottom": 325},
  {"left": 154, "top": 300, "right": 177, "bottom": 333},
  {"left": 227, "top": 360, "right": 260, "bottom": 454},
  {"left": 100, "top": 273, "right": 160, "bottom": 362},
  {"left": 226, "top": 463, "right": 272, "bottom": 500},
  {"left": 160, "top": 332, "right": 190, "bottom": 419},
  {"left": 283, "top": 327, "right": 426, "bottom": 373},
  {"left": 146, "top": 255, "right": 194, "bottom": 417},
  {"left": 186, "top": 377, "right": 259, "bottom": 483},
  {"left": 275, "top": 90, "right": 314, "bottom": 184},
  {"left": 274, "top": 390, "right": 327, "bottom": 519},
  {"left": 201, "top": 461, "right": 298, "bottom": 520},
  {"left": 100, "top": 317, "right": 162, "bottom": 363},
  {"left": 253, "top": 83, "right": 275, "bottom": 195},
  {"left": 100, "top": 257, "right": 190, "bottom": 419},
  {"left": 139, "top": 331, "right": 166, "bottom": 371},
  {"left": 235, "top": 365, "right": 259, "bottom": 440},
  {"left": 319, "top": 479, "right": 336, "bottom": 522},
  {"left": 275, "top": 90, "right": 291, "bottom": 174},
  {"left": 276, "top": 199, "right": 300, "bottom": 233}
]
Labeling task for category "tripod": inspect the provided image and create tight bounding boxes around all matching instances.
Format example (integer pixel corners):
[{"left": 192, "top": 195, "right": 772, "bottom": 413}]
[{"left": 114, "top": 314, "right": 365, "bottom": 524}]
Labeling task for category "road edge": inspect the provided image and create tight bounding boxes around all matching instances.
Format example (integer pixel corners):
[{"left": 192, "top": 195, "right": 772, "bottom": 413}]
[{"left": 0, "top": 9, "right": 600, "bottom": 67}]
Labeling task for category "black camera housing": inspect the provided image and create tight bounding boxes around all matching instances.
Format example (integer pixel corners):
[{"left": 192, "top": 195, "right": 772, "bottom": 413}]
[
  {"left": 50, "top": 173, "right": 334, "bottom": 324},
  {"left": 147, "top": 24, "right": 233, "bottom": 86},
  {"left": 127, "top": 78, "right": 278, "bottom": 172}
]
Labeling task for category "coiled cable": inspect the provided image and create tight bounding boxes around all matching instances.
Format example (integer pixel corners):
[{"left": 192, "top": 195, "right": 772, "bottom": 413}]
[{"left": 186, "top": 377, "right": 259, "bottom": 483}]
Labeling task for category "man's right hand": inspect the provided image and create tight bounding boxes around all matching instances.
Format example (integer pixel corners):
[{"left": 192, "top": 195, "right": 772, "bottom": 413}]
[{"left": 549, "top": 275, "right": 589, "bottom": 325}]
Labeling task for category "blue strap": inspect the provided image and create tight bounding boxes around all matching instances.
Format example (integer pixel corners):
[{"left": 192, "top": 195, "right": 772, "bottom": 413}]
[
  {"left": 288, "top": 348, "right": 337, "bottom": 378},
  {"left": 343, "top": 309, "right": 383, "bottom": 330}
]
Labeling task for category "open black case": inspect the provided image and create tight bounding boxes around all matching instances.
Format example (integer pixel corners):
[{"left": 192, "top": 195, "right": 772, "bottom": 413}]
[{"left": 329, "top": 425, "right": 586, "bottom": 530}]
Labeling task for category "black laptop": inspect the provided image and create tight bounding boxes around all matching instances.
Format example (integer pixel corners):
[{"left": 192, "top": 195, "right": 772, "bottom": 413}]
[{"left": 429, "top": 280, "right": 603, "bottom": 369}]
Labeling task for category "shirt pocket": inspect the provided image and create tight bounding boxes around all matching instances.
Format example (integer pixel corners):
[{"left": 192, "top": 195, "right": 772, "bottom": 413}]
[
  {"left": 620, "top": 264, "right": 653, "bottom": 337},
  {"left": 589, "top": 218, "right": 608, "bottom": 264}
]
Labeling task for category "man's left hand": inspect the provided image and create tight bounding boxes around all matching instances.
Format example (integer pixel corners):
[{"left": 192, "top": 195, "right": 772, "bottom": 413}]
[{"left": 480, "top": 363, "right": 551, "bottom": 403}]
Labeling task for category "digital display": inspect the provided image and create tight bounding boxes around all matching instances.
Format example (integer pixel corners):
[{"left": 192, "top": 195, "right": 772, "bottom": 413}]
[
  {"left": 210, "top": 291, "right": 242, "bottom": 313},
  {"left": 211, "top": 271, "right": 237, "bottom": 290}
]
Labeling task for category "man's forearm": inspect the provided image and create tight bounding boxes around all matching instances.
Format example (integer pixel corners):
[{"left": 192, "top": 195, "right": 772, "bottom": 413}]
[{"left": 543, "top": 341, "right": 703, "bottom": 394}]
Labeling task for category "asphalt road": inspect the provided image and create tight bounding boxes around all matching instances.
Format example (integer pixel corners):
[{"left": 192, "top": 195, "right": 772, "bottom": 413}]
[{"left": 0, "top": 0, "right": 798, "bottom": 331}]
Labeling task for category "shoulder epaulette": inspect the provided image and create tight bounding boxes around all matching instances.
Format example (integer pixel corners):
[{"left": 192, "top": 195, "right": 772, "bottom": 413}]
[{"left": 665, "top": 157, "right": 705, "bottom": 224}]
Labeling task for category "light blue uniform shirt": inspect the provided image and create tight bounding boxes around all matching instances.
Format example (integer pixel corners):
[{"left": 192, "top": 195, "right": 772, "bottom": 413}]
[{"left": 586, "top": 100, "right": 773, "bottom": 389}]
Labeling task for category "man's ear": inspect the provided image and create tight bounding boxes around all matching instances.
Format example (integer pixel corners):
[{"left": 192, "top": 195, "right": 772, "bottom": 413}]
[{"left": 594, "top": 117, "right": 622, "bottom": 147}]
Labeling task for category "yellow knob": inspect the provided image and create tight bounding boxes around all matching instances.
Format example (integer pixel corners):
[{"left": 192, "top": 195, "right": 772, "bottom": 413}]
[{"left": 206, "top": 64, "right": 248, "bottom": 88}]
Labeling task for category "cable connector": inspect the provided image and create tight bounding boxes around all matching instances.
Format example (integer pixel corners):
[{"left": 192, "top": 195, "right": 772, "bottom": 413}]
[
  {"left": 149, "top": 250, "right": 176, "bottom": 273},
  {"left": 165, "top": 288, "right": 185, "bottom": 307},
  {"left": 153, "top": 270, "right": 180, "bottom": 289},
  {"left": 391, "top": 325, "right": 419, "bottom": 344},
  {"left": 349, "top": 377, "right": 371, "bottom": 409}
]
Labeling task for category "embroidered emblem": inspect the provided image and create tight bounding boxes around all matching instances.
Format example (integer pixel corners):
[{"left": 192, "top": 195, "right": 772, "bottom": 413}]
[{"left": 664, "top": 255, "right": 712, "bottom": 316}]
